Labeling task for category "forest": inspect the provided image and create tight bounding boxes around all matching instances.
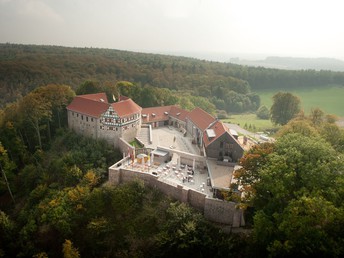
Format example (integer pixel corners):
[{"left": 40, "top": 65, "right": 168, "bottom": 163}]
[
  {"left": 0, "top": 84, "right": 247, "bottom": 257},
  {"left": 1, "top": 43, "right": 344, "bottom": 114},
  {"left": 1, "top": 44, "right": 344, "bottom": 257}
]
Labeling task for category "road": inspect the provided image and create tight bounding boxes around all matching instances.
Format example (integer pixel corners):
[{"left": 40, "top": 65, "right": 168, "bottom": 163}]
[{"left": 224, "top": 123, "right": 270, "bottom": 143}]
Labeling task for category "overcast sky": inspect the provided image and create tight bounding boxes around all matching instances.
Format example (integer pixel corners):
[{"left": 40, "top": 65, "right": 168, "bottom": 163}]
[{"left": 1, "top": 0, "right": 344, "bottom": 60}]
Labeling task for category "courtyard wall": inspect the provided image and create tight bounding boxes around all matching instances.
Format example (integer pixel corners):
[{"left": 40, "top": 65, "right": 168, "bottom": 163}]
[{"left": 108, "top": 161, "right": 245, "bottom": 227}]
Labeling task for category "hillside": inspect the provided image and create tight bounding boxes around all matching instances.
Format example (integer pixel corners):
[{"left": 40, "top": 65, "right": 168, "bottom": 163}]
[
  {"left": 1, "top": 43, "right": 344, "bottom": 112},
  {"left": 230, "top": 56, "right": 344, "bottom": 71}
]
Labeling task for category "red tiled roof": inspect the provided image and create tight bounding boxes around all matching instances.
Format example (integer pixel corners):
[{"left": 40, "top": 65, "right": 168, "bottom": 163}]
[
  {"left": 203, "top": 120, "right": 228, "bottom": 147},
  {"left": 141, "top": 106, "right": 172, "bottom": 123},
  {"left": 67, "top": 93, "right": 141, "bottom": 118},
  {"left": 203, "top": 121, "right": 243, "bottom": 148},
  {"left": 118, "top": 95, "right": 129, "bottom": 101},
  {"left": 66, "top": 95, "right": 109, "bottom": 117},
  {"left": 170, "top": 106, "right": 189, "bottom": 122},
  {"left": 187, "top": 107, "right": 215, "bottom": 131},
  {"left": 112, "top": 98, "right": 142, "bottom": 117},
  {"left": 79, "top": 93, "right": 108, "bottom": 103}
]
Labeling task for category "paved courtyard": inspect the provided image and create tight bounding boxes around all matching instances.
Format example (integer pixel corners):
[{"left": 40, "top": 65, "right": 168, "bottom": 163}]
[
  {"left": 146, "top": 126, "right": 200, "bottom": 155},
  {"left": 123, "top": 126, "right": 216, "bottom": 196},
  {"left": 123, "top": 125, "right": 244, "bottom": 197}
]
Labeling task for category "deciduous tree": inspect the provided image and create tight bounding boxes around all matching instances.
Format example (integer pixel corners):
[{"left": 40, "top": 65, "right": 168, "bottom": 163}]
[{"left": 270, "top": 92, "right": 301, "bottom": 125}]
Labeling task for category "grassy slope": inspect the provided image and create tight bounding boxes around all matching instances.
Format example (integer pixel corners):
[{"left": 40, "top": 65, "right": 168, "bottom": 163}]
[
  {"left": 223, "top": 114, "right": 276, "bottom": 132},
  {"left": 256, "top": 85, "right": 344, "bottom": 117}
]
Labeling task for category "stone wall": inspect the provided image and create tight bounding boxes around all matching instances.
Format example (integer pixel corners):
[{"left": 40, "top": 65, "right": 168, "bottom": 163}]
[
  {"left": 121, "top": 119, "right": 141, "bottom": 143},
  {"left": 108, "top": 162, "right": 245, "bottom": 227},
  {"left": 118, "top": 138, "right": 135, "bottom": 156},
  {"left": 205, "top": 132, "right": 244, "bottom": 162},
  {"left": 156, "top": 146, "right": 206, "bottom": 169},
  {"left": 67, "top": 110, "right": 98, "bottom": 139}
]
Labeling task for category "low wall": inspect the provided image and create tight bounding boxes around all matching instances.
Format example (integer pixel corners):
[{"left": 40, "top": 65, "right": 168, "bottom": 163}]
[
  {"left": 108, "top": 163, "right": 245, "bottom": 227},
  {"left": 204, "top": 197, "right": 245, "bottom": 227},
  {"left": 157, "top": 145, "right": 206, "bottom": 169},
  {"left": 216, "top": 161, "right": 237, "bottom": 167},
  {"left": 118, "top": 137, "right": 135, "bottom": 155},
  {"left": 148, "top": 124, "right": 152, "bottom": 144}
]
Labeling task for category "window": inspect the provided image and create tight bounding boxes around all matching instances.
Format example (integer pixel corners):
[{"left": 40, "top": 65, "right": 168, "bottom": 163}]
[
  {"left": 86, "top": 117, "right": 88, "bottom": 122},
  {"left": 81, "top": 115, "right": 84, "bottom": 120},
  {"left": 77, "top": 114, "right": 79, "bottom": 117},
  {"left": 91, "top": 118, "right": 94, "bottom": 122},
  {"left": 220, "top": 142, "right": 223, "bottom": 148}
]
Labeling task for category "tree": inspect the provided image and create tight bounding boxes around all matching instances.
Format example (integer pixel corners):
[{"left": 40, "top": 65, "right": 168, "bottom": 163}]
[
  {"left": 309, "top": 107, "right": 324, "bottom": 126},
  {"left": 234, "top": 142, "right": 275, "bottom": 206},
  {"left": 33, "top": 84, "right": 75, "bottom": 129},
  {"left": 268, "top": 196, "right": 343, "bottom": 257},
  {"left": 277, "top": 119, "right": 319, "bottom": 138},
  {"left": 270, "top": 92, "right": 301, "bottom": 125},
  {"left": 62, "top": 239, "right": 80, "bottom": 258},
  {"left": 256, "top": 105, "right": 270, "bottom": 119},
  {"left": 325, "top": 114, "right": 338, "bottom": 124},
  {"left": 19, "top": 92, "right": 52, "bottom": 149},
  {"left": 0, "top": 142, "right": 16, "bottom": 203},
  {"left": 249, "top": 133, "right": 344, "bottom": 257},
  {"left": 115, "top": 81, "right": 141, "bottom": 100},
  {"left": 76, "top": 81, "right": 102, "bottom": 96}
]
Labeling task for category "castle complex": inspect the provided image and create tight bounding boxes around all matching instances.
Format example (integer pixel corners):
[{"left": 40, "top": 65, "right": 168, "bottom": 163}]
[
  {"left": 67, "top": 93, "right": 244, "bottom": 162},
  {"left": 67, "top": 93, "right": 246, "bottom": 227},
  {"left": 67, "top": 93, "right": 142, "bottom": 146}
]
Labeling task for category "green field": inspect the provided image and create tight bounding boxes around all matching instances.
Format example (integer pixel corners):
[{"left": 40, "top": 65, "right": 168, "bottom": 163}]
[
  {"left": 256, "top": 85, "right": 344, "bottom": 117},
  {"left": 223, "top": 114, "right": 278, "bottom": 133}
]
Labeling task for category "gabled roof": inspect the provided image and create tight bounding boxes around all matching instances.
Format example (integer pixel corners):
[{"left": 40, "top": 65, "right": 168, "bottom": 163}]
[
  {"left": 187, "top": 107, "right": 216, "bottom": 131},
  {"left": 203, "top": 120, "right": 243, "bottom": 148},
  {"left": 79, "top": 92, "right": 108, "bottom": 103},
  {"left": 67, "top": 93, "right": 140, "bottom": 118},
  {"left": 111, "top": 98, "right": 142, "bottom": 117},
  {"left": 203, "top": 120, "right": 228, "bottom": 147},
  {"left": 141, "top": 105, "right": 172, "bottom": 123},
  {"left": 169, "top": 106, "right": 189, "bottom": 122},
  {"left": 66, "top": 94, "right": 109, "bottom": 117}
]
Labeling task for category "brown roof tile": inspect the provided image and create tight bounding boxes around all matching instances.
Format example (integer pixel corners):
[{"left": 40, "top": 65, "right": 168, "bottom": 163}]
[
  {"left": 187, "top": 107, "right": 215, "bottom": 131},
  {"left": 66, "top": 94, "right": 109, "bottom": 117},
  {"left": 203, "top": 120, "right": 228, "bottom": 147},
  {"left": 141, "top": 106, "right": 172, "bottom": 123},
  {"left": 79, "top": 93, "right": 108, "bottom": 103},
  {"left": 203, "top": 121, "right": 243, "bottom": 148},
  {"left": 170, "top": 106, "right": 189, "bottom": 122},
  {"left": 67, "top": 93, "right": 141, "bottom": 118},
  {"left": 112, "top": 98, "right": 142, "bottom": 117}
]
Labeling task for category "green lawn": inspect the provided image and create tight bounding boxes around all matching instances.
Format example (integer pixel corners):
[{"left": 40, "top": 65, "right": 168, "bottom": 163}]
[
  {"left": 256, "top": 85, "right": 344, "bottom": 117},
  {"left": 222, "top": 114, "right": 278, "bottom": 133}
]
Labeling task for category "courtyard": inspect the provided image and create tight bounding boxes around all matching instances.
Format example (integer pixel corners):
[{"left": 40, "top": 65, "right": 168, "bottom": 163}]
[{"left": 122, "top": 125, "right": 238, "bottom": 197}]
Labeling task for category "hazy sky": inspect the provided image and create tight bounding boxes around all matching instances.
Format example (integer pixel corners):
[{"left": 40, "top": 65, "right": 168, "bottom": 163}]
[{"left": 1, "top": 0, "right": 344, "bottom": 59}]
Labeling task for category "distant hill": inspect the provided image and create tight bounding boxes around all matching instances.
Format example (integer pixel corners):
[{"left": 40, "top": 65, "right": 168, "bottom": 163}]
[
  {"left": 230, "top": 56, "right": 344, "bottom": 71},
  {"left": 1, "top": 43, "right": 344, "bottom": 112}
]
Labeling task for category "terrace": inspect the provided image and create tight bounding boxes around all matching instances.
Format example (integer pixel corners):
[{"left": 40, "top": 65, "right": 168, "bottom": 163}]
[{"left": 120, "top": 126, "right": 237, "bottom": 197}]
